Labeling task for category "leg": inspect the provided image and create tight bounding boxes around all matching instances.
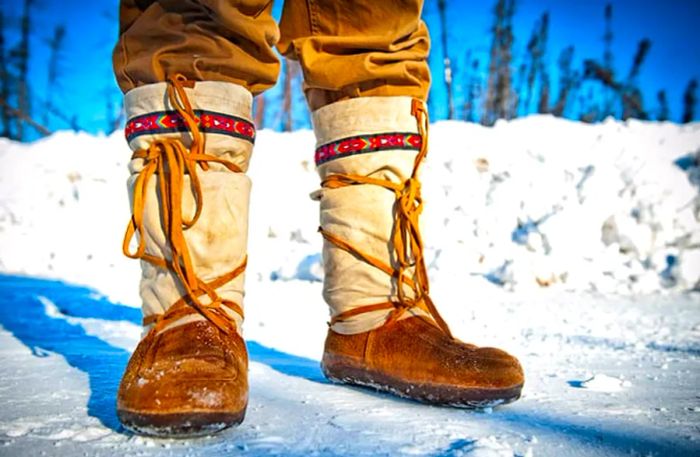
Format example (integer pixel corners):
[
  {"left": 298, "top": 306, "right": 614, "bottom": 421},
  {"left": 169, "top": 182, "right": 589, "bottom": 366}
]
[
  {"left": 280, "top": 1, "right": 525, "bottom": 406},
  {"left": 278, "top": 0, "right": 430, "bottom": 109},
  {"left": 114, "top": 0, "right": 278, "bottom": 436},
  {"left": 114, "top": 0, "right": 280, "bottom": 94}
]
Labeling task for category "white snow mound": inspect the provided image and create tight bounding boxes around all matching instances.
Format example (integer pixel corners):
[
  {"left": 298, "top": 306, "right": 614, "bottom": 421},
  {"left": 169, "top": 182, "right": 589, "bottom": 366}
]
[{"left": 0, "top": 116, "right": 698, "bottom": 304}]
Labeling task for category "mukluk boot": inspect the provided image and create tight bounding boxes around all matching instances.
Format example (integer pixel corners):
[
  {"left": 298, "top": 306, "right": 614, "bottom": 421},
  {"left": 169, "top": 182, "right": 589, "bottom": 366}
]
[
  {"left": 116, "top": 75, "right": 254, "bottom": 436},
  {"left": 313, "top": 97, "right": 524, "bottom": 407}
]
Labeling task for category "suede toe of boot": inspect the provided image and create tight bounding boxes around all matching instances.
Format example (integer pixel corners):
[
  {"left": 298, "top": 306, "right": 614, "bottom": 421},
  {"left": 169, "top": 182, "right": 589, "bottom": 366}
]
[
  {"left": 322, "top": 316, "right": 524, "bottom": 408},
  {"left": 117, "top": 321, "right": 248, "bottom": 437}
]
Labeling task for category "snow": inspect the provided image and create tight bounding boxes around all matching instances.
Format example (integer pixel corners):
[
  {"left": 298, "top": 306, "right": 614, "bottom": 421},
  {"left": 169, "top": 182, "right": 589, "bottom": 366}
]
[
  {"left": 568, "top": 374, "right": 632, "bottom": 393},
  {"left": 0, "top": 115, "right": 699, "bottom": 455}
]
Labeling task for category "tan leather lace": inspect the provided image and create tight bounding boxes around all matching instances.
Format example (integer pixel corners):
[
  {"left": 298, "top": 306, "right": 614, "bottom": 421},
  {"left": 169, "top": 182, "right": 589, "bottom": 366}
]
[
  {"left": 319, "top": 99, "right": 453, "bottom": 338},
  {"left": 122, "top": 74, "right": 246, "bottom": 336}
]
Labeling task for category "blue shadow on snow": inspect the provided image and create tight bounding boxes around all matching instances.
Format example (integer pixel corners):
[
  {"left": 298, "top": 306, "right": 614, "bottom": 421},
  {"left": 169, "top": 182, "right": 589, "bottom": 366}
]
[
  {"left": 1, "top": 274, "right": 698, "bottom": 456},
  {"left": 0, "top": 274, "right": 325, "bottom": 433}
]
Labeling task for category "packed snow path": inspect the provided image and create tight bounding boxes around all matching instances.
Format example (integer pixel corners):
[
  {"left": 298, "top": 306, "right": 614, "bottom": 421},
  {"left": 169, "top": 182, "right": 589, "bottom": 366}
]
[
  {"left": 1, "top": 116, "right": 699, "bottom": 455},
  {"left": 0, "top": 275, "right": 699, "bottom": 456}
]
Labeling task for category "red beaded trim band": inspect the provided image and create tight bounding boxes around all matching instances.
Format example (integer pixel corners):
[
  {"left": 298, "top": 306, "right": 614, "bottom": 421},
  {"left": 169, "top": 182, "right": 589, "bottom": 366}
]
[
  {"left": 125, "top": 110, "right": 256, "bottom": 144},
  {"left": 315, "top": 132, "right": 422, "bottom": 165}
]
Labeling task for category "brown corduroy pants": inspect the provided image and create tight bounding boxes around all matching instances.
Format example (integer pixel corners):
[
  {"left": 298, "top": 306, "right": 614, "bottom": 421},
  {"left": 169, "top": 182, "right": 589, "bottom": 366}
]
[{"left": 113, "top": 0, "right": 431, "bottom": 110}]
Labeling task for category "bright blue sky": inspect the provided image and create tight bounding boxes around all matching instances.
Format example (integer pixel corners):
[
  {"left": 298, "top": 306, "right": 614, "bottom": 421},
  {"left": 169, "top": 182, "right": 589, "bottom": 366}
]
[
  {"left": 4, "top": 0, "right": 699, "bottom": 136},
  {"left": 421, "top": 0, "right": 700, "bottom": 120}
]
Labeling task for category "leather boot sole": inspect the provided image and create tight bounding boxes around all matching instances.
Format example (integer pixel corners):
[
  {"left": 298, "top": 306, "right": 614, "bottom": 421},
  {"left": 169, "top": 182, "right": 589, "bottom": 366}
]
[
  {"left": 323, "top": 358, "right": 522, "bottom": 408},
  {"left": 117, "top": 407, "right": 246, "bottom": 438}
]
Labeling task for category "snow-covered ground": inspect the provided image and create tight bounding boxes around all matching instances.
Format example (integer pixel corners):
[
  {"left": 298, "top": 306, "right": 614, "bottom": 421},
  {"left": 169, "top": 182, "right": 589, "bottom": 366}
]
[{"left": 0, "top": 116, "right": 699, "bottom": 456}]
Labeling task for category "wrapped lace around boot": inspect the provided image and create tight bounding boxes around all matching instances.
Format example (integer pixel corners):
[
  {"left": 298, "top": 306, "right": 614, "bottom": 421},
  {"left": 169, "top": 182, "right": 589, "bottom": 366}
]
[
  {"left": 116, "top": 75, "right": 253, "bottom": 436},
  {"left": 313, "top": 97, "right": 525, "bottom": 407}
]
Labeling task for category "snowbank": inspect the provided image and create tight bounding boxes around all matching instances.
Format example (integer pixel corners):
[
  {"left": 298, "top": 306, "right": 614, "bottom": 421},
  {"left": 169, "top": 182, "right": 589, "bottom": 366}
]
[{"left": 1, "top": 115, "right": 698, "bottom": 306}]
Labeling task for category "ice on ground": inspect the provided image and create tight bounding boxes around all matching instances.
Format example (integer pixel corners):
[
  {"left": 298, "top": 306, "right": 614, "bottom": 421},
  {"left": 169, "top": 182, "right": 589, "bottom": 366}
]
[
  {"left": 0, "top": 115, "right": 699, "bottom": 456},
  {"left": 568, "top": 374, "right": 632, "bottom": 393}
]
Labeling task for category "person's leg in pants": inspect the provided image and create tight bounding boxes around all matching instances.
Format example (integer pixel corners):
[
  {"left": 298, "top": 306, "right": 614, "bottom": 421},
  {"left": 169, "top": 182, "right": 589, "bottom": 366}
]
[
  {"left": 114, "top": 0, "right": 280, "bottom": 94},
  {"left": 279, "top": 0, "right": 525, "bottom": 406},
  {"left": 112, "top": 0, "right": 524, "bottom": 437},
  {"left": 113, "top": 0, "right": 280, "bottom": 437}
]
